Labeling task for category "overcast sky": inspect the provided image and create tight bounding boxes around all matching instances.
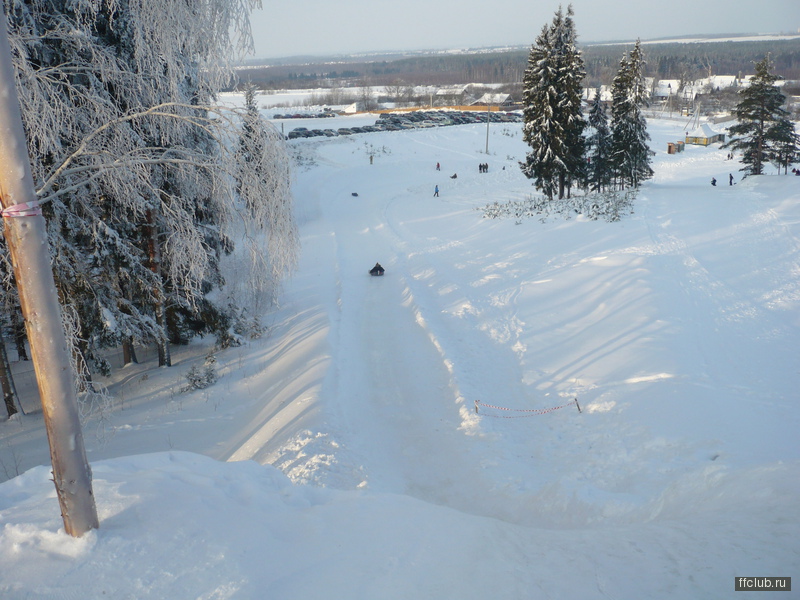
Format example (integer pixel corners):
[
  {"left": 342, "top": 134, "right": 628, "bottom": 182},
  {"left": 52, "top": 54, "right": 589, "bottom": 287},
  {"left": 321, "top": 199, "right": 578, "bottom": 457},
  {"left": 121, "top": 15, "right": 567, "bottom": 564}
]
[{"left": 248, "top": 0, "right": 799, "bottom": 59}]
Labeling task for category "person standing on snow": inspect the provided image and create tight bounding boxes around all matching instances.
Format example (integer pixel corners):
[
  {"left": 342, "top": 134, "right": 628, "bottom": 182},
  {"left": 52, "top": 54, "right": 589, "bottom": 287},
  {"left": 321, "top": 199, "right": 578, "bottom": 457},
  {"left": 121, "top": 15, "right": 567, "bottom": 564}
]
[
  {"left": 434, "top": 185, "right": 439, "bottom": 197},
  {"left": 729, "top": 173, "right": 734, "bottom": 185}
]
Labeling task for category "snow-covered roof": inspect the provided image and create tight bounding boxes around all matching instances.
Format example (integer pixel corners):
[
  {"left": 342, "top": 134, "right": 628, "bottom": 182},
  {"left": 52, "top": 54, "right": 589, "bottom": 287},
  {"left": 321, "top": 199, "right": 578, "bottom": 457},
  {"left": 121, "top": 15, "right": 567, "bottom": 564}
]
[
  {"left": 436, "top": 85, "right": 469, "bottom": 96},
  {"left": 688, "top": 123, "right": 721, "bottom": 138},
  {"left": 583, "top": 86, "right": 612, "bottom": 102},
  {"left": 475, "top": 93, "right": 511, "bottom": 105},
  {"left": 707, "top": 75, "right": 738, "bottom": 89},
  {"left": 651, "top": 80, "right": 680, "bottom": 98}
]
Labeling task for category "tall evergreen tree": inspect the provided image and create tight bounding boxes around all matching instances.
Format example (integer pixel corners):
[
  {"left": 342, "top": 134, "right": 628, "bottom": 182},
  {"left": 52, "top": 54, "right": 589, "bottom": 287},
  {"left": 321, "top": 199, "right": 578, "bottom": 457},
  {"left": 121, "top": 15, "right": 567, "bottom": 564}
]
[
  {"left": 520, "top": 4, "right": 586, "bottom": 200},
  {"left": 610, "top": 40, "right": 653, "bottom": 189},
  {"left": 724, "top": 54, "right": 797, "bottom": 176},
  {"left": 520, "top": 22, "right": 560, "bottom": 200},
  {"left": 768, "top": 117, "right": 800, "bottom": 174},
  {"left": 586, "top": 86, "right": 613, "bottom": 191},
  {"left": 555, "top": 6, "right": 587, "bottom": 196}
]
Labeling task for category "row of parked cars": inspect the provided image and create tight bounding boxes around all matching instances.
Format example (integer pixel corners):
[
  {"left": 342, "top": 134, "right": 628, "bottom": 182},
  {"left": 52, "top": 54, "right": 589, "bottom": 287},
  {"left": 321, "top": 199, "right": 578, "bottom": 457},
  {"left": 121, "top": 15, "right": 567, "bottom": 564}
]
[
  {"left": 285, "top": 109, "right": 523, "bottom": 140},
  {"left": 380, "top": 109, "right": 523, "bottom": 128},
  {"left": 273, "top": 112, "right": 336, "bottom": 120}
]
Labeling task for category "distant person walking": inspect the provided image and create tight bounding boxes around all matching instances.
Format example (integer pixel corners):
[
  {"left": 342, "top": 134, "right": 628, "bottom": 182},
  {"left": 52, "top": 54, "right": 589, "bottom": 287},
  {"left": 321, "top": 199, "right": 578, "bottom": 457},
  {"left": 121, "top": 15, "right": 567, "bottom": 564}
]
[
  {"left": 729, "top": 173, "right": 734, "bottom": 185},
  {"left": 436, "top": 162, "right": 440, "bottom": 171},
  {"left": 434, "top": 184, "right": 439, "bottom": 197}
]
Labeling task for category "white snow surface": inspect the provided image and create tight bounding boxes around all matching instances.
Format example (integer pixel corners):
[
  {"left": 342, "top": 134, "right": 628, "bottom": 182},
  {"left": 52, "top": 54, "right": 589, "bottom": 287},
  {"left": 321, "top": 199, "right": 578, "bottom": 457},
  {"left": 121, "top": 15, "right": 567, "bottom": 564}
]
[{"left": 1, "top": 111, "right": 799, "bottom": 599}]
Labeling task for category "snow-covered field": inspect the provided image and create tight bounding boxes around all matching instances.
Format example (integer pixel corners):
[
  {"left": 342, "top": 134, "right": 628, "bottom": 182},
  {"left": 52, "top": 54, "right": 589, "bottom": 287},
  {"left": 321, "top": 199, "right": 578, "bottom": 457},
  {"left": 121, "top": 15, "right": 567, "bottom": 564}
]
[{"left": 1, "top": 109, "right": 799, "bottom": 599}]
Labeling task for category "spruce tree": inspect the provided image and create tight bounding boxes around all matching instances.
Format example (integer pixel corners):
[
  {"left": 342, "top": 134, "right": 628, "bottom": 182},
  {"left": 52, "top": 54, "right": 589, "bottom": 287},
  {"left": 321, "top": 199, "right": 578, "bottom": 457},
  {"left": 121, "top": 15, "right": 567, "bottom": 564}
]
[
  {"left": 521, "top": 23, "right": 560, "bottom": 200},
  {"left": 725, "top": 54, "right": 797, "bottom": 176},
  {"left": 610, "top": 40, "right": 653, "bottom": 189},
  {"left": 555, "top": 6, "right": 587, "bottom": 196},
  {"left": 586, "top": 86, "right": 613, "bottom": 191},
  {"left": 768, "top": 118, "right": 800, "bottom": 174},
  {"left": 520, "top": 5, "right": 586, "bottom": 200}
]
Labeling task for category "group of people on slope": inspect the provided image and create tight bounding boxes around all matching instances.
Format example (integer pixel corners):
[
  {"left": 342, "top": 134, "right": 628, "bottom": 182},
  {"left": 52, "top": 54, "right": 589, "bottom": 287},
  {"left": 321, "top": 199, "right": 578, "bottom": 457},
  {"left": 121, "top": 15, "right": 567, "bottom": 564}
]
[
  {"left": 433, "top": 161, "right": 489, "bottom": 196},
  {"left": 711, "top": 173, "right": 736, "bottom": 186}
]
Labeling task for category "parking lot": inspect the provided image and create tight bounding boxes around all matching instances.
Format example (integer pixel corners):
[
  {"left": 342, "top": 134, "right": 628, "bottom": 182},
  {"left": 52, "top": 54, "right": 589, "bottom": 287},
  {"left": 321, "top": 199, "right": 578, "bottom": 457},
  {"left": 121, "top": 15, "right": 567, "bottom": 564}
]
[{"left": 278, "top": 109, "right": 522, "bottom": 139}]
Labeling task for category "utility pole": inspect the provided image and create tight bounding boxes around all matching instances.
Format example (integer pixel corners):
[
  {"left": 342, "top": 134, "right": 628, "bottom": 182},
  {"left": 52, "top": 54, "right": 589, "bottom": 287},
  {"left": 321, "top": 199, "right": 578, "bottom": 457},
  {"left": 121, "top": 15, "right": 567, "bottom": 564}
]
[
  {"left": 0, "top": 7, "right": 99, "bottom": 536},
  {"left": 485, "top": 97, "right": 491, "bottom": 154}
]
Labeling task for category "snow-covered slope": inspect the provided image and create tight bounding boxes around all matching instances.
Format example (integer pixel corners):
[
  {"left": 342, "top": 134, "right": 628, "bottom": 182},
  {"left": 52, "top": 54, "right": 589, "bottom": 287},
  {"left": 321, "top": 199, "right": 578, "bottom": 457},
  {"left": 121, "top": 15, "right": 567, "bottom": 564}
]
[{"left": 1, "top": 113, "right": 798, "bottom": 599}]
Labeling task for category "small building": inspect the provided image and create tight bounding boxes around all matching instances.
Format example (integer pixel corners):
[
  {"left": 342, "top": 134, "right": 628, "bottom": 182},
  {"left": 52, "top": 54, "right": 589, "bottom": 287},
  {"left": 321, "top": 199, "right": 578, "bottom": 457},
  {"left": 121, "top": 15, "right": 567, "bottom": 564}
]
[
  {"left": 650, "top": 79, "right": 680, "bottom": 101},
  {"left": 436, "top": 85, "right": 470, "bottom": 105},
  {"left": 667, "top": 141, "right": 685, "bottom": 154},
  {"left": 582, "top": 85, "right": 612, "bottom": 108},
  {"left": 685, "top": 123, "right": 725, "bottom": 146}
]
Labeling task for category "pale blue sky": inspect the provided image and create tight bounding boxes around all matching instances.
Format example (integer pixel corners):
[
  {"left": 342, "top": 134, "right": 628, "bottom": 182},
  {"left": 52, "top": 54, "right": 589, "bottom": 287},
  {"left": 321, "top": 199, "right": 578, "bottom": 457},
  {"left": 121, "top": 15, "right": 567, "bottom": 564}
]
[{"left": 248, "top": 0, "right": 799, "bottom": 59}]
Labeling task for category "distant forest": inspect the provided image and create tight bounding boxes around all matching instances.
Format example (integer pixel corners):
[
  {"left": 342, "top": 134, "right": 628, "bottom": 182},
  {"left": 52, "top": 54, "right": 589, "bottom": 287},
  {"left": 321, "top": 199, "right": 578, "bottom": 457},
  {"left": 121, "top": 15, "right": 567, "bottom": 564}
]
[{"left": 232, "top": 38, "right": 800, "bottom": 91}]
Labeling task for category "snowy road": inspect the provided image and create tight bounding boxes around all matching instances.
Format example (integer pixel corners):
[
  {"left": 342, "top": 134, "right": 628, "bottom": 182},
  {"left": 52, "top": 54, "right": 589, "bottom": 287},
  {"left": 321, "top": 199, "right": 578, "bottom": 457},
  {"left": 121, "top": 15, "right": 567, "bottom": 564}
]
[{"left": 299, "top": 145, "right": 499, "bottom": 515}]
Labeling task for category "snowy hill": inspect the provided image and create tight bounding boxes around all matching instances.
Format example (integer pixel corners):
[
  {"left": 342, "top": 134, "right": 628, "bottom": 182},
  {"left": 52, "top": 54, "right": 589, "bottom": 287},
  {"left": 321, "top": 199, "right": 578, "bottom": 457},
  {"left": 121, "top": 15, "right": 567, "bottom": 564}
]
[{"left": 1, "top": 112, "right": 798, "bottom": 599}]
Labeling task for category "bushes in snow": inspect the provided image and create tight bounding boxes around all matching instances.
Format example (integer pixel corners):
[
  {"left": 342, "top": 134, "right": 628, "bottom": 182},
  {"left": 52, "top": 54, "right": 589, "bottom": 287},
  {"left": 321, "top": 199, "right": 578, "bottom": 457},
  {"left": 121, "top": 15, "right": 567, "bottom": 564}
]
[
  {"left": 480, "top": 190, "right": 637, "bottom": 223},
  {"left": 183, "top": 354, "right": 218, "bottom": 392}
]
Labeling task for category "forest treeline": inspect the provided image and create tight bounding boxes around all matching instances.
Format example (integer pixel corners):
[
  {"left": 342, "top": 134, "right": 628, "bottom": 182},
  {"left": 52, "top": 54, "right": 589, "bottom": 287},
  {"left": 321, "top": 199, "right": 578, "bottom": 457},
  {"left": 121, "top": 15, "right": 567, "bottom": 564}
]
[{"left": 234, "top": 38, "right": 800, "bottom": 90}]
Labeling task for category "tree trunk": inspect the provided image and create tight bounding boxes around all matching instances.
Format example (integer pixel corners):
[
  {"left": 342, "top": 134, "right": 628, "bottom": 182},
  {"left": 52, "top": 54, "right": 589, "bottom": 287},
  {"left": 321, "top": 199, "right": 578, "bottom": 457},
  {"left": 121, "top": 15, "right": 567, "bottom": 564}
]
[
  {"left": 0, "top": 12, "right": 98, "bottom": 536},
  {"left": 11, "top": 309, "right": 28, "bottom": 361},
  {"left": 0, "top": 339, "right": 18, "bottom": 418},
  {"left": 122, "top": 337, "right": 138, "bottom": 365},
  {"left": 146, "top": 209, "right": 171, "bottom": 367}
]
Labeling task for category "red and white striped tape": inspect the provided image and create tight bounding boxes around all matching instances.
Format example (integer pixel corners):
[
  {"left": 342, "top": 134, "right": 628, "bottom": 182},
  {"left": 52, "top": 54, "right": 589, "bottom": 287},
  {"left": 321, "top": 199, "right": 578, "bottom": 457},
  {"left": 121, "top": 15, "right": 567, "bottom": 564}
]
[
  {"left": 1, "top": 200, "right": 42, "bottom": 218},
  {"left": 475, "top": 398, "right": 580, "bottom": 418}
]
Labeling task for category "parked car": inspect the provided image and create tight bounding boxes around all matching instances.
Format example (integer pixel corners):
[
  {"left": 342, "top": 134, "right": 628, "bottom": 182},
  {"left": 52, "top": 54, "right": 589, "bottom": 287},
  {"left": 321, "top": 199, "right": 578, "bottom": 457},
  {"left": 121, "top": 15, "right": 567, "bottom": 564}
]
[{"left": 288, "top": 127, "right": 312, "bottom": 139}]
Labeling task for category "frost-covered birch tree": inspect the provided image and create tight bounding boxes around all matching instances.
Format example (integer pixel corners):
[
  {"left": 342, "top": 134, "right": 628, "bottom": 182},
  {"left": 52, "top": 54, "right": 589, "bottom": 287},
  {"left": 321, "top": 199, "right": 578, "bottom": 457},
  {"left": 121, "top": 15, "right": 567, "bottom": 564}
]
[
  {"left": 236, "top": 84, "right": 298, "bottom": 305},
  {"left": 3, "top": 0, "right": 297, "bottom": 373}
]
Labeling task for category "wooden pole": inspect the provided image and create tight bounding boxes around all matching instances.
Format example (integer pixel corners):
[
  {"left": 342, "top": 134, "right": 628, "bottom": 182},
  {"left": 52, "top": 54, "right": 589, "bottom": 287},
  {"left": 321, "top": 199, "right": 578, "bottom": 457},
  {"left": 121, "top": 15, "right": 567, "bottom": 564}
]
[{"left": 0, "top": 9, "right": 98, "bottom": 536}]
